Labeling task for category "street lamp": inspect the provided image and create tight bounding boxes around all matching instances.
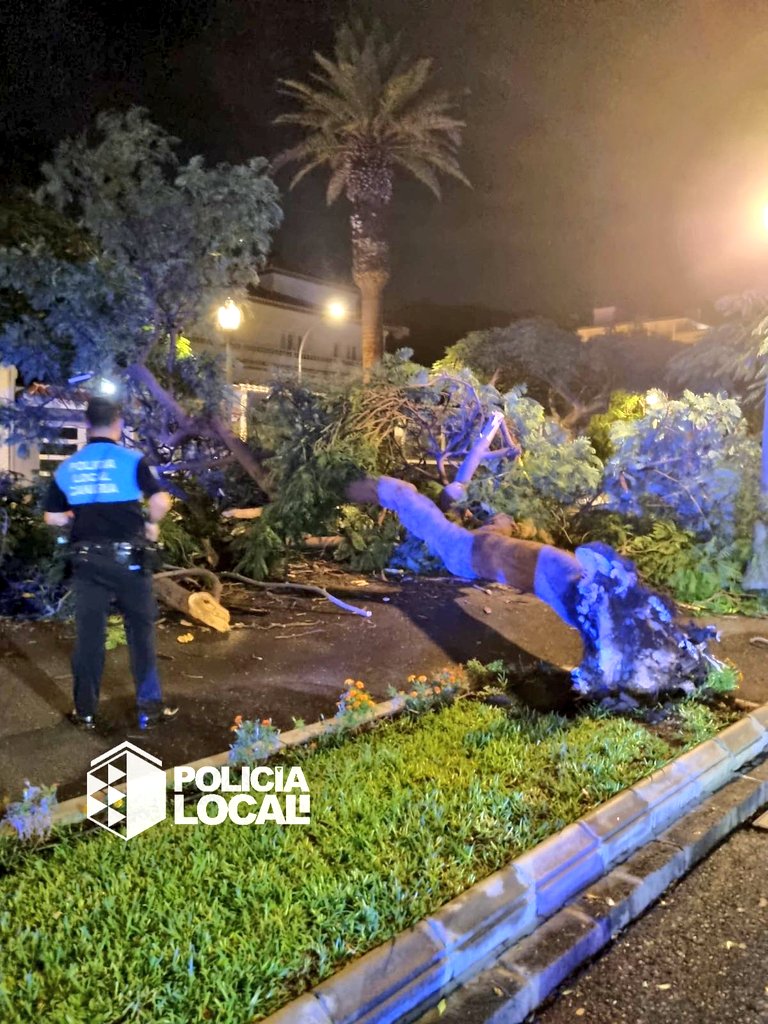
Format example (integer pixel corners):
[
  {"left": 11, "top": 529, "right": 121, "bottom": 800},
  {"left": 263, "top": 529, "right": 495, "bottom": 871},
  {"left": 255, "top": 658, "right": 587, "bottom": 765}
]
[
  {"left": 216, "top": 298, "right": 242, "bottom": 384},
  {"left": 297, "top": 298, "right": 349, "bottom": 381}
]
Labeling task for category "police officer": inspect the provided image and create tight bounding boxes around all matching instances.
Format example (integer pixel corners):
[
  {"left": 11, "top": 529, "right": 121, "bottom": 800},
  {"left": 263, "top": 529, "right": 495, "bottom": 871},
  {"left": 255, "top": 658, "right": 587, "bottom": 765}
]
[{"left": 44, "top": 397, "right": 178, "bottom": 730}]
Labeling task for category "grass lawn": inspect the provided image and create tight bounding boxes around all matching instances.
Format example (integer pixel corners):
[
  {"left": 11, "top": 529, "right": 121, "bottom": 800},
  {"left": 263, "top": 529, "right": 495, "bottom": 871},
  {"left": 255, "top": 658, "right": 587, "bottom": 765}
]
[{"left": 0, "top": 699, "right": 726, "bottom": 1023}]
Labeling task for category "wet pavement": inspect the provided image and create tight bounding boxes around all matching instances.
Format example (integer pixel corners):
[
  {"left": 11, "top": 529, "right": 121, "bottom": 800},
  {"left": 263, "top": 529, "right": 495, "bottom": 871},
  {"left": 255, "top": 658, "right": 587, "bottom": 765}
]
[
  {"left": 0, "top": 573, "right": 582, "bottom": 800},
  {"left": 1, "top": 568, "right": 766, "bottom": 803},
  {"left": 533, "top": 823, "right": 768, "bottom": 1024}
]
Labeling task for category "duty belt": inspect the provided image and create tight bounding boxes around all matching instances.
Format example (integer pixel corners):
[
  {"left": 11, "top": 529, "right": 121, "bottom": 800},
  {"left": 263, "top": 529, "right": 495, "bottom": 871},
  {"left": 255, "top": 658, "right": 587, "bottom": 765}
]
[{"left": 72, "top": 541, "right": 148, "bottom": 567}]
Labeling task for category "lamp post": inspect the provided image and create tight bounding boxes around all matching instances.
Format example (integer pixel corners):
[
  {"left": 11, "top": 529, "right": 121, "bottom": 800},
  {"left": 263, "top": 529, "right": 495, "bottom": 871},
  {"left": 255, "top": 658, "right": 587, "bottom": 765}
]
[
  {"left": 216, "top": 298, "right": 242, "bottom": 385},
  {"left": 297, "top": 298, "right": 348, "bottom": 382}
]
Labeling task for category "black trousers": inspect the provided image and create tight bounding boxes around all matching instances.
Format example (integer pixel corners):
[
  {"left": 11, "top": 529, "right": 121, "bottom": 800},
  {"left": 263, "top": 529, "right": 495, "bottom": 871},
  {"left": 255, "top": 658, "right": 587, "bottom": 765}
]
[{"left": 71, "top": 552, "right": 163, "bottom": 717}]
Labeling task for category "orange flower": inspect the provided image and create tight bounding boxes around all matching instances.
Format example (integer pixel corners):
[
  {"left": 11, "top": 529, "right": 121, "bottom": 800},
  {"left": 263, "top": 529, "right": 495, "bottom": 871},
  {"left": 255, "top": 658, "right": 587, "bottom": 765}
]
[
  {"left": 343, "top": 678, "right": 355, "bottom": 687},
  {"left": 418, "top": 675, "right": 427, "bottom": 683},
  {"left": 261, "top": 718, "right": 272, "bottom": 726},
  {"left": 356, "top": 681, "right": 365, "bottom": 690},
  {"left": 230, "top": 714, "right": 243, "bottom": 732},
  {"left": 434, "top": 686, "right": 441, "bottom": 694},
  {"left": 410, "top": 690, "right": 418, "bottom": 697}
]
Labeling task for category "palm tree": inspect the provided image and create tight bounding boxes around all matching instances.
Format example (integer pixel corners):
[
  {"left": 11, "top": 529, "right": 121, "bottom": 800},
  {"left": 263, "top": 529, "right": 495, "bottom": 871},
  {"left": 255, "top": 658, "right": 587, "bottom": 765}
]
[{"left": 274, "top": 19, "right": 469, "bottom": 373}]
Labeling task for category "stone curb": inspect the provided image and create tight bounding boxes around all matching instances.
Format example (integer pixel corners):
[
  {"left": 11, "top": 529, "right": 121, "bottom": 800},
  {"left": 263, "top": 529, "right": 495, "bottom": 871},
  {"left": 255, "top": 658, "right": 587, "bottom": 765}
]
[
  {"left": 424, "top": 754, "right": 768, "bottom": 1024},
  {"left": 257, "top": 704, "right": 768, "bottom": 1024},
  {"left": 47, "top": 696, "right": 405, "bottom": 829}
]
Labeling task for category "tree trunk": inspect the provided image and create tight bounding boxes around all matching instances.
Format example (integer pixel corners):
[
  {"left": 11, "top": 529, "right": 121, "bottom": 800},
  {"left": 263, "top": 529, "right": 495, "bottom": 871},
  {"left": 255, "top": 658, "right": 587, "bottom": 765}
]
[
  {"left": 125, "top": 362, "right": 271, "bottom": 492},
  {"left": 351, "top": 199, "right": 390, "bottom": 377},
  {"left": 357, "top": 271, "right": 388, "bottom": 375},
  {"left": 346, "top": 475, "right": 721, "bottom": 705}
]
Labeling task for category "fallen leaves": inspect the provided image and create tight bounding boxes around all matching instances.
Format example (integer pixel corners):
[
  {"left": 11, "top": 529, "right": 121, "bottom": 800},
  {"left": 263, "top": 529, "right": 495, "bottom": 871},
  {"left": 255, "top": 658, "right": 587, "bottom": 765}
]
[{"left": 176, "top": 633, "right": 194, "bottom": 644}]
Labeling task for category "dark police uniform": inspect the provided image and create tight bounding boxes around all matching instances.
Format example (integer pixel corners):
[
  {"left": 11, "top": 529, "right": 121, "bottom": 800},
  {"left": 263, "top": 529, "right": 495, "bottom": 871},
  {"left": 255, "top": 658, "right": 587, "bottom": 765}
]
[{"left": 44, "top": 438, "right": 166, "bottom": 724}]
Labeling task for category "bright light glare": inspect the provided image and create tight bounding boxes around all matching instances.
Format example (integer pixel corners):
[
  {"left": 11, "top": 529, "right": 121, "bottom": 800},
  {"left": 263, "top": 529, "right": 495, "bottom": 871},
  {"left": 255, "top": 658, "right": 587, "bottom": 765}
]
[
  {"left": 217, "top": 298, "right": 242, "bottom": 331},
  {"left": 325, "top": 299, "right": 348, "bottom": 322},
  {"left": 99, "top": 379, "right": 117, "bottom": 396}
]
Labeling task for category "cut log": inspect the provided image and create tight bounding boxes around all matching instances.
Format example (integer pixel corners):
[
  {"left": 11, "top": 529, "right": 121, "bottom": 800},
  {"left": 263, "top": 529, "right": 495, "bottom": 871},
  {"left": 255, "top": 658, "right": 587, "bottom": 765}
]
[
  {"left": 152, "top": 570, "right": 230, "bottom": 632},
  {"left": 188, "top": 591, "right": 231, "bottom": 633}
]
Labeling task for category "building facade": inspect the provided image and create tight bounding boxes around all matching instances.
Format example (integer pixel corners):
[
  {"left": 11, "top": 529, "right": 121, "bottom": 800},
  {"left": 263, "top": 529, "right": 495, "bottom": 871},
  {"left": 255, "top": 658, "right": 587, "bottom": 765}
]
[
  {"left": 576, "top": 308, "right": 709, "bottom": 345},
  {"left": 207, "top": 268, "right": 364, "bottom": 386}
]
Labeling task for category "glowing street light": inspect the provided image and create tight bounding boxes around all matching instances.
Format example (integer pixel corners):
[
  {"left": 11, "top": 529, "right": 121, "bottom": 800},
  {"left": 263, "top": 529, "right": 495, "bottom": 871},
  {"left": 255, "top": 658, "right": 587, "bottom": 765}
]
[
  {"left": 217, "top": 298, "right": 242, "bottom": 332},
  {"left": 216, "top": 299, "right": 242, "bottom": 384},
  {"left": 297, "top": 298, "right": 349, "bottom": 381},
  {"left": 325, "top": 298, "right": 348, "bottom": 322}
]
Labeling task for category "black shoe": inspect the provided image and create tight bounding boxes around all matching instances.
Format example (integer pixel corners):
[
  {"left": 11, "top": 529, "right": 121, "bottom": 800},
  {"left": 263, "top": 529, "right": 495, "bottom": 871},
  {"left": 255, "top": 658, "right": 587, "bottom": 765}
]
[
  {"left": 137, "top": 705, "right": 179, "bottom": 730},
  {"left": 67, "top": 710, "right": 96, "bottom": 731}
]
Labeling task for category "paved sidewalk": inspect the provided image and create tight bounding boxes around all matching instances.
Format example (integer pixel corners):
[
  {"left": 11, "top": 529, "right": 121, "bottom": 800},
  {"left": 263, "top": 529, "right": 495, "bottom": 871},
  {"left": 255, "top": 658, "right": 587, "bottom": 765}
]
[{"left": 533, "top": 823, "right": 768, "bottom": 1024}]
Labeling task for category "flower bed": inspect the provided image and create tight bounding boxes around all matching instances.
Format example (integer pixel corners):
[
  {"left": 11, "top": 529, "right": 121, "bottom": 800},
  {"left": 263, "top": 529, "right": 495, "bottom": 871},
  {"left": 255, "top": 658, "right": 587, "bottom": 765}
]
[{"left": 0, "top": 698, "right": 729, "bottom": 1023}]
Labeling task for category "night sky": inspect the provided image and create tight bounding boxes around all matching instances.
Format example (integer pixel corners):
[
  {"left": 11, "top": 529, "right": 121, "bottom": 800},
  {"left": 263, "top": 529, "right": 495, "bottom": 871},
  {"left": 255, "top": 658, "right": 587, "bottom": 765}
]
[{"left": 4, "top": 0, "right": 768, "bottom": 332}]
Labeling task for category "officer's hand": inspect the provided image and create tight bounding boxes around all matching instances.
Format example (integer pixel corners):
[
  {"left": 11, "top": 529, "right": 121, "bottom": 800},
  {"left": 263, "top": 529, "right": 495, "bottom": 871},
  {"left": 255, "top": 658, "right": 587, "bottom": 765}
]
[{"left": 144, "top": 522, "right": 160, "bottom": 543}]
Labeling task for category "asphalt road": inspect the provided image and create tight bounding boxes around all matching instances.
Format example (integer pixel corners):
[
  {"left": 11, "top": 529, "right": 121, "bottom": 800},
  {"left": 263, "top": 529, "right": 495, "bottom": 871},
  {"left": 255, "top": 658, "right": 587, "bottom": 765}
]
[
  {"left": 533, "top": 825, "right": 768, "bottom": 1024},
  {"left": 0, "top": 573, "right": 581, "bottom": 800}
]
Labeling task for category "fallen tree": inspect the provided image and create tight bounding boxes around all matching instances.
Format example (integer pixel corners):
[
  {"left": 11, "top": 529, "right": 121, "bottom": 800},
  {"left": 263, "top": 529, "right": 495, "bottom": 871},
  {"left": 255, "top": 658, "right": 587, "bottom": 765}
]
[{"left": 347, "top": 475, "right": 722, "bottom": 707}]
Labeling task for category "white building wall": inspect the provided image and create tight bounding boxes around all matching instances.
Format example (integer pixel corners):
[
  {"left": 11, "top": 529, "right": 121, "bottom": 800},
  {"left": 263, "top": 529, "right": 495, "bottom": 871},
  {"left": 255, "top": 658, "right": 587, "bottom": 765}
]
[
  {"left": 207, "top": 297, "right": 363, "bottom": 386},
  {"left": 259, "top": 269, "right": 358, "bottom": 315}
]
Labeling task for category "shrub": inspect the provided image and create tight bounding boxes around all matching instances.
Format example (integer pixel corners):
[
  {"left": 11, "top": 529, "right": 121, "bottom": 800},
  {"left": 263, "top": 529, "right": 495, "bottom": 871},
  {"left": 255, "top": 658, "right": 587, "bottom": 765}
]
[
  {"left": 334, "top": 506, "right": 402, "bottom": 572},
  {"left": 229, "top": 715, "right": 281, "bottom": 767},
  {"left": 603, "top": 391, "right": 760, "bottom": 542},
  {"left": 1, "top": 781, "right": 58, "bottom": 843},
  {"left": 396, "top": 667, "right": 466, "bottom": 714},
  {"left": 335, "top": 679, "right": 377, "bottom": 730},
  {"left": 0, "top": 472, "right": 65, "bottom": 617},
  {"left": 586, "top": 390, "right": 647, "bottom": 462}
]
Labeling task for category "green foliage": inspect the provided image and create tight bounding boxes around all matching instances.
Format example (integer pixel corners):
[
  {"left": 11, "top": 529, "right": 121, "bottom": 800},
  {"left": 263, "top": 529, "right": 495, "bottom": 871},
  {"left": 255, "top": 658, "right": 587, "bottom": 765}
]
[
  {"left": 0, "top": 473, "right": 65, "bottom": 617},
  {"left": 666, "top": 293, "right": 768, "bottom": 412},
  {"left": 0, "top": 780, "right": 58, "bottom": 843},
  {"left": 674, "top": 699, "right": 723, "bottom": 746},
  {"left": 0, "top": 700, "right": 722, "bottom": 1023},
  {"left": 586, "top": 390, "right": 648, "bottom": 462},
  {"left": 467, "top": 389, "right": 603, "bottom": 544},
  {"left": 234, "top": 380, "right": 397, "bottom": 578},
  {"left": 334, "top": 679, "right": 378, "bottom": 731},
  {"left": 229, "top": 517, "right": 287, "bottom": 580},
  {"left": 275, "top": 17, "right": 468, "bottom": 204},
  {"left": 228, "top": 715, "right": 281, "bottom": 767},
  {"left": 334, "top": 505, "right": 401, "bottom": 572},
  {"left": 437, "top": 318, "right": 610, "bottom": 418},
  {"left": 618, "top": 520, "right": 762, "bottom": 612},
  {"left": 603, "top": 390, "right": 760, "bottom": 542},
  {"left": 395, "top": 667, "right": 466, "bottom": 715},
  {"left": 104, "top": 616, "right": 127, "bottom": 651},
  {"left": 703, "top": 662, "right": 741, "bottom": 696},
  {"left": 0, "top": 107, "right": 281, "bottom": 473}
]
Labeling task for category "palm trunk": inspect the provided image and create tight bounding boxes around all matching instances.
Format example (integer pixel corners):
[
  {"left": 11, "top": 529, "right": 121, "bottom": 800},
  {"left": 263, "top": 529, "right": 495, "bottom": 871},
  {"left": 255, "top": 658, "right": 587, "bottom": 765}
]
[
  {"left": 357, "top": 272, "right": 387, "bottom": 374},
  {"left": 351, "top": 199, "right": 390, "bottom": 377}
]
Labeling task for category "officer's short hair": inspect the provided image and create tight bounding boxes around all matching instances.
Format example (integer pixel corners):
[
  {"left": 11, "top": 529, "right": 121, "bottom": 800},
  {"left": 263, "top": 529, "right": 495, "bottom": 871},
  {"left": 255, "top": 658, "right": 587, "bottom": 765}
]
[{"left": 85, "top": 397, "right": 122, "bottom": 429}]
